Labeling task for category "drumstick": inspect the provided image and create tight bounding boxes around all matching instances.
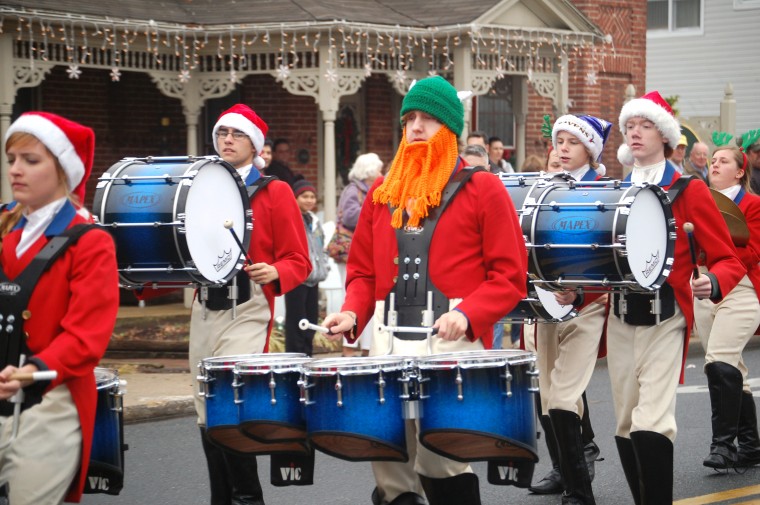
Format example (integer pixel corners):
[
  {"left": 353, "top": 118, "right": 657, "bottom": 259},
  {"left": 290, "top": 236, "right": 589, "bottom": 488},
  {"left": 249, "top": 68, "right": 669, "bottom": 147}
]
[
  {"left": 683, "top": 222, "right": 700, "bottom": 279},
  {"left": 299, "top": 319, "right": 331, "bottom": 334},
  {"left": 8, "top": 371, "right": 57, "bottom": 382},
  {"left": 223, "top": 220, "right": 254, "bottom": 265}
]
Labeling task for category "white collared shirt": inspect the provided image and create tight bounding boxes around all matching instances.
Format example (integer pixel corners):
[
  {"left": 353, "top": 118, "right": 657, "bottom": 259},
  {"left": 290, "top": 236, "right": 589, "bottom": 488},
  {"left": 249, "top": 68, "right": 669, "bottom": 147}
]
[
  {"left": 565, "top": 164, "right": 591, "bottom": 182},
  {"left": 718, "top": 184, "right": 741, "bottom": 202},
  {"left": 631, "top": 160, "right": 667, "bottom": 185},
  {"left": 16, "top": 197, "right": 67, "bottom": 258}
]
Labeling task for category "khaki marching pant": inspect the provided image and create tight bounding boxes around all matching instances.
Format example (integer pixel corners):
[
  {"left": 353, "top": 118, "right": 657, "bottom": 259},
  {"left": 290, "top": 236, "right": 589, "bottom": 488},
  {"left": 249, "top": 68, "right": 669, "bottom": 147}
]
[
  {"left": 536, "top": 300, "right": 606, "bottom": 416},
  {"left": 0, "top": 386, "right": 81, "bottom": 505},
  {"left": 606, "top": 304, "right": 686, "bottom": 442},
  {"left": 189, "top": 281, "right": 271, "bottom": 425}
]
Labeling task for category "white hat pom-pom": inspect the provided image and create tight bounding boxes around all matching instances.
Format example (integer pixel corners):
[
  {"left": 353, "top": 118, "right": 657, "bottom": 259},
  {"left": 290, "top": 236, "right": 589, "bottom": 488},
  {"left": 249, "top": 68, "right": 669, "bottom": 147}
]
[
  {"left": 617, "top": 144, "right": 635, "bottom": 168},
  {"left": 253, "top": 155, "right": 266, "bottom": 169}
]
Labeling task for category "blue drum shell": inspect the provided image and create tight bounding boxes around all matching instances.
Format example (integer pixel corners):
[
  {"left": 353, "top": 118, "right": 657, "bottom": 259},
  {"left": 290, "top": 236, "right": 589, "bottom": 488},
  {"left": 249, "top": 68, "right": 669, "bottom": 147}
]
[
  {"left": 91, "top": 383, "right": 122, "bottom": 471},
  {"left": 419, "top": 365, "right": 537, "bottom": 462},
  {"left": 205, "top": 368, "right": 237, "bottom": 431},
  {"left": 237, "top": 371, "right": 307, "bottom": 442},
  {"left": 528, "top": 185, "right": 625, "bottom": 283},
  {"left": 305, "top": 370, "right": 407, "bottom": 462}
]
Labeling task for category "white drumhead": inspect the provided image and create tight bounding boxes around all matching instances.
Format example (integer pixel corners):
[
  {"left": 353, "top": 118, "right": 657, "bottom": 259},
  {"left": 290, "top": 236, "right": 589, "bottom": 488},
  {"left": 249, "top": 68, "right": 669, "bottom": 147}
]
[
  {"left": 184, "top": 162, "right": 247, "bottom": 283},
  {"left": 95, "top": 367, "right": 118, "bottom": 389},
  {"left": 625, "top": 187, "right": 668, "bottom": 288},
  {"left": 534, "top": 285, "right": 574, "bottom": 320}
]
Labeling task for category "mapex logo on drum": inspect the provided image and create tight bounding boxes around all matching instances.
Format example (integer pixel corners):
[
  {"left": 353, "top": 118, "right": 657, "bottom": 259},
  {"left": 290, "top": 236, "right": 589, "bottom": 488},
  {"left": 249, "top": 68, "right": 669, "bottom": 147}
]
[
  {"left": 0, "top": 282, "right": 21, "bottom": 295},
  {"left": 121, "top": 192, "right": 159, "bottom": 208},
  {"left": 551, "top": 215, "right": 597, "bottom": 233}
]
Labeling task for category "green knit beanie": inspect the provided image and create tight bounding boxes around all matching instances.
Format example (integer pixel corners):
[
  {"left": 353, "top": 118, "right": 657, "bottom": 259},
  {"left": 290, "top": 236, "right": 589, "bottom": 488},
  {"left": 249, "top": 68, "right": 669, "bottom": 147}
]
[{"left": 400, "top": 76, "right": 464, "bottom": 137}]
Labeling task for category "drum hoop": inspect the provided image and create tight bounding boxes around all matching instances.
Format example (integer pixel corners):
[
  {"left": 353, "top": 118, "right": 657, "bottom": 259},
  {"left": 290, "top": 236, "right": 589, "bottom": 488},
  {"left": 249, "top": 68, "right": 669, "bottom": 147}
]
[
  {"left": 415, "top": 350, "right": 536, "bottom": 370},
  {"left": 202, "top": 353, "right": 307, "bottom": 370},
  {"left": 235, "top": 357, "right": 313, "bottom": 374},
  {"left": 94, "top": 367, "right": 120, "bottom": 390},
  {"left": 611, "top": 183, "right": 637, "bottom": 283},
  {"left": 530, "top": 284, "right": 578, "bottom": 322},
  {"left": 303, "top": 357, "right": 407, "bottom": 376}
]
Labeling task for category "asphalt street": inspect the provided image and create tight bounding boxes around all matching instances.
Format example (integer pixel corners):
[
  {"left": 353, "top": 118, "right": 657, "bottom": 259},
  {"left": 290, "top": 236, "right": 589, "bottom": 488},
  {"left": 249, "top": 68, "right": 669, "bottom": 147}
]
[{"left": 81, "top": 341, "right": 760, "bottom": 505}]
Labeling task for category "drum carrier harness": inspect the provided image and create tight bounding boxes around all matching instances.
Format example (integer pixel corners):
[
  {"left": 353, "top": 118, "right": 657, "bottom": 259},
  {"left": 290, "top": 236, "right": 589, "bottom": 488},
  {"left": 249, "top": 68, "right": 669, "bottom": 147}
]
[
  {"left": 0, "top": 223, "right": 97, "bottom": 415},
  {"left": 613, "top": 176, "right": 693, "bottom": 325},
  {"left": 383, "top": 165, "right": 484, "bottom": 340},
  {"left": 200, "top": 175, "right": 276, "bottom": 315}
]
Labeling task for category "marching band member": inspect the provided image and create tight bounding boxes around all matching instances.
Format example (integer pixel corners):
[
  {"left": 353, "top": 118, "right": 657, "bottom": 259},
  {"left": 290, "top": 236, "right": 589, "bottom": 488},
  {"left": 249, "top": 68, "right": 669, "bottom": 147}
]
[
  {"left": 694, "top": 131, "right": 760, "bottom": 470},
  {"left": 0, "top": 112, "right": 119, "bottom": 504},
  {"left": 323, "top": 76, "right": 527, "bottom": 505},
  {"left": 528, "top": 115, "right": 611, "bottom": 505},
  {"left": 192, "top": 104, "right": 311, "bottom": 505},
  {"left": 610, "top": 91, "right": 745, "bottom": 504}
]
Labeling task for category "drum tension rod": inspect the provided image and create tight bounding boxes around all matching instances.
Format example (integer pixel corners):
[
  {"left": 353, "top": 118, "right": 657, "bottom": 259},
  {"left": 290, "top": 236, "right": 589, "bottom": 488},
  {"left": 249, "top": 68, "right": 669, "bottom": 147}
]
[
  {"left": 377, "top": 371, "right": 386, "bottom": 405},
  {"left": 503, "top": 365, "right": 513, "bottom": 398},
  {"left": 335, "top": 375, "right": 344, "bottom": 408},
  {"left": 269, "top": 371, "right": 278, "bottom": 406},
  {"left": 455, "top": 368, "right": 464, "bottom": 401}
]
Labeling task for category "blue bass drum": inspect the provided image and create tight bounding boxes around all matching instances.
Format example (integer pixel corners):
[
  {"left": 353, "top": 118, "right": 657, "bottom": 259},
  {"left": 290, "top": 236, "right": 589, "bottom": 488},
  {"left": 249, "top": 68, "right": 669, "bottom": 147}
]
[
  {"left": 522, "top": 180, "right": 676, "bottom": 291},
  {"left": 416, "top": 350, "right": 539, "bottom": 463},
  {"left": 234, "top": 355, "right": 312, "bottom": 443},
  {"left": 93, "top": 156, "right": 251, "bottom": 287},
  {"left": 85, "top": 368, "right": 125, "bottom": 495},
  {"left": 199, "top": 354, "right": 309, "bottom": 455},
  {"left": 303, "top": 357, "right": 410, "bottom": 462}
]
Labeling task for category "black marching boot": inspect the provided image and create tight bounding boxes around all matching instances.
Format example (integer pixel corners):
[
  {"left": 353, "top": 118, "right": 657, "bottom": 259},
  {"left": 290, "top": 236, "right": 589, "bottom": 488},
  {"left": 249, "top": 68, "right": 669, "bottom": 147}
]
[
  {"left": 529, "top": 415, "right": 563, "bottom": 494},
  {"left": 615, "top": 436, "right": 641, "bottom": 505},
  {"left": 371, "top": 487, "right": 427, "bottom": 505},
  {"left": 418, "top": 473, "right": 481, "bottom": 505},
  {"left": 703, "top": 361, "right": 743, "bottom": 470},
  {"left": 224, "top": 451, "right": 265, "bottom": 505},
  {"left": 548, "top": 409, "right": 595, "bottom": 505},
  {"left": 581, "top": 393, "right": 601, "bottom": 482},
  {"left": 199, "top": 427, "right": 232, "bottom": 505},
  {"left": 630, "top": 431, "right": 673, "bottom": 505},
  {"left": 737, "top": 391, "right": 760, "bottom": 467}
]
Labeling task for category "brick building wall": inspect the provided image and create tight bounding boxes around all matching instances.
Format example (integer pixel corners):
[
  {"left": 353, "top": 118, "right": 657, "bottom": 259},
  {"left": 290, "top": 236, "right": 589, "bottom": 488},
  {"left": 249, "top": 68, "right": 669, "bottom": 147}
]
[{"left": 364, "top": 74, "right": 399, "bottom": 170}]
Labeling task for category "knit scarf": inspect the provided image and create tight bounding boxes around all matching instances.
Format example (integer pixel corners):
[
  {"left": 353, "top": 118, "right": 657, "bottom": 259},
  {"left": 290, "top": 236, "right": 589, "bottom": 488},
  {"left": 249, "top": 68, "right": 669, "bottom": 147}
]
[{"left": 373, "top": 126, "right": 459, "bottom": 228}]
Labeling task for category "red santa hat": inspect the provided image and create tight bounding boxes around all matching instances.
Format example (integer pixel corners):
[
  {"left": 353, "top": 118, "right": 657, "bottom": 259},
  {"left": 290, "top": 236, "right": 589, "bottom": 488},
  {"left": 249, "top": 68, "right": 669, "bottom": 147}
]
[
  {"left": 618, "top": 90, "right": 681, "bottom": 166},
  {"left": 212, "top": 104, "right": 269, "bottom": 169},
  {"left": 5, "top": 112, "right": 95, "bottom": 203}
]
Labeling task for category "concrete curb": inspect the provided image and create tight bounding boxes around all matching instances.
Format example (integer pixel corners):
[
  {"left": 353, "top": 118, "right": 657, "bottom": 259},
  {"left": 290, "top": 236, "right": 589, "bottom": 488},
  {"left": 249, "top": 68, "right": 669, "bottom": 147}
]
[{"left": 124, "top": 396, "right": 195, "bottom": 424}]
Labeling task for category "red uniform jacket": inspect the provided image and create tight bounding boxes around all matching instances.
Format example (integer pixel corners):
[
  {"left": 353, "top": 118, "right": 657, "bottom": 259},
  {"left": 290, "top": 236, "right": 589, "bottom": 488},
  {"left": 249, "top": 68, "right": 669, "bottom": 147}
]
[
  {"left": 633, "top": 164, "right": 745, "bottom": 379},
  {"left": 1, "top": 201, "right": 119, "bottom": 502},
  {"left": 246, "top": 178, "right": 312, "bottom": 348},
  {"left": 343, "top": 164, "right": 528, "bottom": 349},
  {"left": 735, "top": 189, "right": 760, "bottom": 296}
]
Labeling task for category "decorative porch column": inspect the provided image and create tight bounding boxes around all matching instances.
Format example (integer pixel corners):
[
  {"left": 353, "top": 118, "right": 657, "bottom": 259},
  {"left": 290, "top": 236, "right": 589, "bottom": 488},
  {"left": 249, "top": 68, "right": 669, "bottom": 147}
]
[
  {"left": 720, "top": 83, "right": 736, "bottom": 136},
  {"left": 0, "top": 35, "right": 14, "bottom": 201}
]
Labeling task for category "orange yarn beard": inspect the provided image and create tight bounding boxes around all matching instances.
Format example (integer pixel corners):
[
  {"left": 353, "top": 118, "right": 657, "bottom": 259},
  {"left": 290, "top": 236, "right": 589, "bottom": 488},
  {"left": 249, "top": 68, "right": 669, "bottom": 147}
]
[{"left": 372, "top": 126, "right": 460, "bottom": 228}]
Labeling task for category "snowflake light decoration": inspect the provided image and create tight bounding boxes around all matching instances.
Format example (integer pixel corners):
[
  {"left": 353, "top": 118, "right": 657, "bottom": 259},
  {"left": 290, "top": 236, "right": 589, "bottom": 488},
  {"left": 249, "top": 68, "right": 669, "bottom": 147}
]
[
  {"left": 324, "top": 68, "right": 338, "bottom": 83},
  {"left": 363, "top": 62, "right": 372, "bottom": 78},
  {"left": 393, "top": 69, "right": 407, "bottom": 88},
  {"left": 66, "top": 64, "right": 81, "bottom": 79},
  {"left": 110, "top": 67, "right": 121, "bottom": 82},
  {"left": 178, "top": 69, "right": 191, "bottom": 83},
  {"left": 585, "top": 71, "right": 598, "bottom": 86},
  {"left": 276, "top": 64, "right": 291, "bottom": 81}
]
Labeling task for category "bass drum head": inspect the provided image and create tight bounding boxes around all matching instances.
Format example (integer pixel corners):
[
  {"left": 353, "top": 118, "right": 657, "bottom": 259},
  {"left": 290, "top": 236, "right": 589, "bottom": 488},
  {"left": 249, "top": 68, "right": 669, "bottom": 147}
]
[
  {"left": 534, "top": 285, "right": 576, "bottom": 322},
  {"left": 625, "top": 186, "right": 670, "bottom": 289},
  {"left": 184, "top": 161, "right": 248, "bottom": 283}
]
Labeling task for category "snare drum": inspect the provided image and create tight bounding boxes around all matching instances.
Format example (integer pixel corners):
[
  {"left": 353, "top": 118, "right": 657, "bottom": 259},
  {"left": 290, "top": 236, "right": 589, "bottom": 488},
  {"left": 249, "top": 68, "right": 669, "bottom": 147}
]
[
  {"left": 93, "top": 156, "right": 251, "bottom": 287},
  {"left": 302, "top": 357, "right": 410, "bottom": 462},
  {"left": 416, "top": 350, "right": 539, "bottom": 462},
  {"left": 199, "top": 354, "right": 309, "bottom": 455},
  {"left": 234, "top": 356, "right": 312, "bottom": 443},
  {"left": 522, "top": 180, "right": 675, "bottom": 291},
  {"left": 499, "top": 172, "right": 569, "bottom": 215},
  {"left": 85, "top": 368, "right": 125, "bottom": 495}
]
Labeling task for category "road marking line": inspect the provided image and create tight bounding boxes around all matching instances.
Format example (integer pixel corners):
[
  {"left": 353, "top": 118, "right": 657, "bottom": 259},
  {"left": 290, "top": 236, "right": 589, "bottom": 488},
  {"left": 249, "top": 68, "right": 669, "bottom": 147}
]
[{"left": 675, "top": 484, "right": 760, "bottom": 504}]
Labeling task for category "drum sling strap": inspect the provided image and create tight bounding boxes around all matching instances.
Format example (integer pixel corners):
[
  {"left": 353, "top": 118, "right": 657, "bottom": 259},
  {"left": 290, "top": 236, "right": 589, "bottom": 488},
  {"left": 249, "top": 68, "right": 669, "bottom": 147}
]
[
  {"left": 613, "top": 176, "right": 694, "bottom": 326},
  {"left": 204, "top": 176, "right": 277, "bottom": 311},
  {"left": 383, "top": 166, "right": 484, "bottom": 340},
  {"left": 0, "top": 224, "right": 97, "bottom": 416}
]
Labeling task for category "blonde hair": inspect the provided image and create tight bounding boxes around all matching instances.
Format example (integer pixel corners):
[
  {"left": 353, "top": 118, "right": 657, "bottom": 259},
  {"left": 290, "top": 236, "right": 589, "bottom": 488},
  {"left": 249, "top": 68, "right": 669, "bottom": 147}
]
[
  {"left": 2, "top": 132, "right": 77, "bottom": 244},
  {"left": 713, "top": 145, "right": 752, "bottom": 193}
]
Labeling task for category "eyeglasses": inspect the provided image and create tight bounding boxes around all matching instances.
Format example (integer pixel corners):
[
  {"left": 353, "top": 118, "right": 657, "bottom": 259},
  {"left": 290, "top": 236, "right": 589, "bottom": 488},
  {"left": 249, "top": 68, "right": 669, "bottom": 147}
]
[{"left": 216, "top": 129, "right": 248, "bottom": 141}]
